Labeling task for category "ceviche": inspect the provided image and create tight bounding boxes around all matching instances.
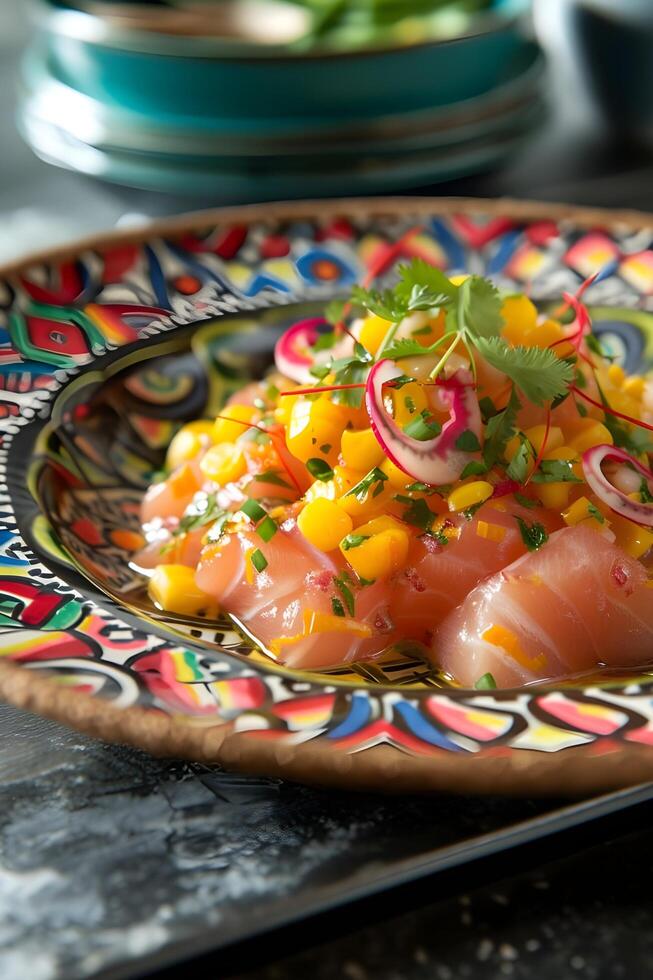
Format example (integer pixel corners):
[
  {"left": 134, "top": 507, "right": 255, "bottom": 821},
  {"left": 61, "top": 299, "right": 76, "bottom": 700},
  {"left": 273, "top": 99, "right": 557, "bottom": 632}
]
[{"left": 134, "top": 259, "right": 653, "bottom": 689}]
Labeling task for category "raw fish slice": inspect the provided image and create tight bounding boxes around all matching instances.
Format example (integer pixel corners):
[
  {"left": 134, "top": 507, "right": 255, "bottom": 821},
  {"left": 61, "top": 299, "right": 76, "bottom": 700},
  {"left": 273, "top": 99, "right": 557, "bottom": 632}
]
[
  {"left": 434, "top": 525, "right": 653, "bottom": 688},
  {"left": 389, "top": 498, "right": 563, "bottom": 645}
]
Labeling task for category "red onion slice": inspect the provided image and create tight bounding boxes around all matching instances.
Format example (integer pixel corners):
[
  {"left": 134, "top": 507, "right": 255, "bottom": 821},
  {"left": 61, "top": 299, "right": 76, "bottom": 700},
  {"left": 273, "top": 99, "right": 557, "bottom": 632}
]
[
  {"left": 582, "top": 444, "right": 653, "bottom": 526},
  {"left": 274, "top": 317, "right": 350, "bottom": 384},
  {"left": 365, "top": 359, "right": 482, "bottom": 485}
]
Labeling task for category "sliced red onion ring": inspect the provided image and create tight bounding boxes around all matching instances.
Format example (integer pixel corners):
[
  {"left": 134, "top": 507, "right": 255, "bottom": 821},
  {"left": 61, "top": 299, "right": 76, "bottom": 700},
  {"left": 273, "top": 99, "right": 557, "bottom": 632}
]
[
  {"left": 582, "top": 444, "right": 653, "bottom": 526},
  {"left": 274, "top": 317, "right": 351, "bottom": 384},
  {"left": 365, "top": 359, "right": 482, "bottom": 485}
]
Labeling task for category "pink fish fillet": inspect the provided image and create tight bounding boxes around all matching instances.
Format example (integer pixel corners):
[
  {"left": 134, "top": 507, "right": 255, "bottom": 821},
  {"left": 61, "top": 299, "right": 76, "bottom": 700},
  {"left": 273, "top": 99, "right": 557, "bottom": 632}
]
[{"left": 433, "top": 525, "right": 653, "bottom": 688}]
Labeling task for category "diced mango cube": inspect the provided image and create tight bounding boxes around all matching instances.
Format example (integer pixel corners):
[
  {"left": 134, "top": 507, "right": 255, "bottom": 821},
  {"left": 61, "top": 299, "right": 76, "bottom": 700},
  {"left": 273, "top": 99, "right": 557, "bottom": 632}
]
[
  {"left": 340, "top": 516, "right": 410, "bottom": 581},
  {"left": 340, "top": 427, "right": 384, "bottom": 471},
  {"left": 567, "top": 420, "right": 613, "bottom": 454},
  {"left": 148, "top": 564, "right": 216, "bottom": 617},
  {"left": 609, "top": 512, "right": 653, "bottom": 559},
  {"left": 166, "top": 420, "right": 214, "bottom": 471},
  {"left": 212, "top": 404, "right": 258, "bottom": 443},
  {"left": 297, "top": 498, "right": 353, "bottom": 552},
  {"left": 501, "top": 295, "right": 538, "bottom": 345},
  {"left": 286, "top": 397, "right": 343, "bottom": 466},
  {"left": 200, "top": 442, "right": 247, "bottom": 484},
  {"left": 359, "top": 314, "right": 392, "bottom": 356},
  {"left": 524, "top": 424, "right": 564, "bottom": 454}
]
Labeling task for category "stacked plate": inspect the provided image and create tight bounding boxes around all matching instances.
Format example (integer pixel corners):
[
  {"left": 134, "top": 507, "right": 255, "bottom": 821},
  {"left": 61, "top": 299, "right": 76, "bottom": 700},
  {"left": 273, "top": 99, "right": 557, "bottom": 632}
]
[{"left": 19, "top": 0, "right": 546, "bottom": 198}]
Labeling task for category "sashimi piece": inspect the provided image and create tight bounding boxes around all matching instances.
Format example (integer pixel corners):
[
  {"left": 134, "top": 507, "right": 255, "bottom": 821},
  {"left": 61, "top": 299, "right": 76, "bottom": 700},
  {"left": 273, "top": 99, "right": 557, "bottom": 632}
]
[
  {"left": 195, "top": 519, "right": 399, "bottom": 670},
  {"left": 434, "top": 525, "right": 653, "bottom": 688},
  {"left": 141, "top": 458, "right": 204, "bottom": 523},
  {"left": 134, "top": 524, "right": 205, "bottom": 569},
  {"left": 389, "top": 498, "right": 564, "bottom": 646}
]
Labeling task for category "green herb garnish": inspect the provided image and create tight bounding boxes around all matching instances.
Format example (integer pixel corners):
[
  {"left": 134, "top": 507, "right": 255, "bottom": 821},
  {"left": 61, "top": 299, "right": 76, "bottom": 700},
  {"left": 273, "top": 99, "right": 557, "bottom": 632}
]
[
  {"left": 250, "top": 549, "right": 268, "bottom": 573},
  {"left": 514, "top": 492, "right": 540, "bottom": 510},
  {"left": 455, "top": 429, "right": 482, "bottom": 453},
  {"left": 331, "top": 597, "right": 346, "bottom": 617},
  {"left": 474, "top": 337, "right": 575, "bottom": 405},
  {"left": 403, "top": 410, "right": 441, "bottom": 441},
  {"left": 475, "top": 672, "right": 497, "bottom": 690},
  {"left": 240, "top": 499, "right": 267, "bottom": 522},
  {"left": 334, "top": 572, "right": 356, "bottom": 617},
  {"left": 257, "top": 515, "right": 278, "bottom": 542},
  {"left": 176, "top": 494, "right": 227, "bottom": 536},
  {"left": 506, "top": 436, "right": 533, "bottom": 483},
  {"left": 515, "top": 516, "right": 549, "bottom": 551},
  {"left": 306, "top": 458, "right": 334, "bottom": 482},
  {"left": 587, "top": 502, "right": 605, "bottom": 524},
  {"left": 640, "top": 479, "right": 653, "bottom": 504},
  {"left": 341, "top": 533, "right": 369, "bottom": 551},
  {"left": 346, "top": 467, "right": 388, "bottom": 502},
  {"left": 460, "top": 460, "right": 489, "bottom": 479},
  {"left": 531, "top": 460, "right": 583, "bottom": 484}
]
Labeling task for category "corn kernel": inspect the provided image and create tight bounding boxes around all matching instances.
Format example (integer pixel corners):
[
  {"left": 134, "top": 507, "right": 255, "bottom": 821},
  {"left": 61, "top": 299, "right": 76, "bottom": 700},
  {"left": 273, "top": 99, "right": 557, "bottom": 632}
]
[
  {"left": 297, "top": 498, "right": 353, "bottom": 552},
  {"left": 567, "top": 421, "right": 613, "bottom": 454},
  {"left": 476, "top": 520, "right": 506, "bottom": 543},
  {"left": 148, "top": 564, "right": 216, "bottom": 617},
  {"left": 524, "top": 424, "right": 564, "bottom": 454},
  {"left": 609, "top": 512, "right": 653, "bottom": 558},
  {"left": 447, "top": 481, "right": 493, "bottom": 512},
  {"left": 622, "top": 375, "right": 645, "bottom": 400},
  {"left": 200, "top": 443, "right": 247, "bottom": 484},
  {"left": 340, "top": 427, "right": 384, "bottom": 471},
  {"left": 166, "top": 421, "right": 214, "bottom": 471},
  {"left": 212, "top": 404, "right": 258, "bottom": 444},
  {"left": 359, "top": 314, "right": 392, "bottom": 356},
  {"left": 168, "top": 463, "right": 201, "bottom": 499},
  {"left": 340, "top": 517, "right": 410, "bottom": 581}
]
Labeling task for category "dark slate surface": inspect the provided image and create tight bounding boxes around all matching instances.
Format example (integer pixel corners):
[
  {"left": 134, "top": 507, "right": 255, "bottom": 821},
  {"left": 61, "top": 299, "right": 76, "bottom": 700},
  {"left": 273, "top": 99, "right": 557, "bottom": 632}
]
[{"left": 3, "top": 1, "right": 653, "bottom": 978}]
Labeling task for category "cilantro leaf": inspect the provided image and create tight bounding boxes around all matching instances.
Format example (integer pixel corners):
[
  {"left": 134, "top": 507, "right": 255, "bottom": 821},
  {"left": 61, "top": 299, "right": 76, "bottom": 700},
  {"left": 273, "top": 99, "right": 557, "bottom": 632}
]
[
  {"left": 483, "top": 387, "right": 521, "bottom": 470},
  {"left": 176, "top": 493, "right": 227, "bottom": 536},
  {"left": 397, "top": 497, "right": 436, "bottom": 533},
  {"left": 334, "top": 572, "right": 356, "bottom": 616},
  {"left": 395, "top": 259, "right": 458, "bottom": 304},
  {"left": 306, "top": 458, "right": 334, "bottom": 482},
  {"left": 455, "top": 429, "right": 482, "bottom": 452},
  {"left": 474, "top": 337, "right": 574, "bottom": 405},
  {"left": 383, "top": 338, "right": 437, "bottom": 360},
  {"left": 514, "top": 492, "right": 540, "bottom": 509},
  {"left": 346, "top": 467, "right": 388, "bottom": 502},
  {"left": 506, "top": 436, "right": 533, "bottom": 483},
  {"left": 460, "top": 276, "right": 504, "bottom": 340},
  {"left": 587, "top": 502, "right": 605, "bottom": 524},
  {"left": 460, "top": 460, "right": 489, "bottom": 479},
  {"left": 515, "top": 516, "right": 549, "bottom": 551},
  {"left": 531, "top": 459, "right": 583, "bottom": 484}
]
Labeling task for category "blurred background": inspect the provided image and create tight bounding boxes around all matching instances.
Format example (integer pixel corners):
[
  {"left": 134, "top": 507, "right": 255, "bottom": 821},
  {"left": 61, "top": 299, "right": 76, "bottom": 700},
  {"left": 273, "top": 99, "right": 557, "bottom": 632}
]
[{"left": 2, "top": 0, "right": 653, "bottom": 262}]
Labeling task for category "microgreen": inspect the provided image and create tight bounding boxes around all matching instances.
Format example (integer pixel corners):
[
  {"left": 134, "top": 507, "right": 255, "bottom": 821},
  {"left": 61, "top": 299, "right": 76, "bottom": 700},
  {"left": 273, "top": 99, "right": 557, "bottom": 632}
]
[{"left": 515, "top": 516, "right": 549, "bottom": 551}]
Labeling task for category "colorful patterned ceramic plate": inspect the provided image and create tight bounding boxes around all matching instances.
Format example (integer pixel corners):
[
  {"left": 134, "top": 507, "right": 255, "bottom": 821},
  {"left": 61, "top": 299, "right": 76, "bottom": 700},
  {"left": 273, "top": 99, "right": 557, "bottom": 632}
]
[{"left": 3, "top": 197, "right": 653, "bottom": 795}]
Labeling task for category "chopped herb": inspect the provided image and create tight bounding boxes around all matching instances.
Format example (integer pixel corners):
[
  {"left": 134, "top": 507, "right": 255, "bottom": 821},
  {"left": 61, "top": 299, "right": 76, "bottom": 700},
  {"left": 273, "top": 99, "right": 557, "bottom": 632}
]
[
  {"left": 399, "top": 497, "right": 435, "bottom": 533},
  {"left": 265, "top": 383, "right": 280, "bottom": 402},
  {"left": 319, "top": 443, "right": 332, "bottom": 454},
  {"left": 412, "top": 325, "right": 433, "bottom": 336},
  {"left": 334, "top": 572, "right": 355, "bottom": 617},
  {"left": 176, "top": 493, "right": 227, "bottom": 536},
  {"left": 252, "top": 470, "right": 292, "bottom": 490},
  {"left": 257, "top": 515, "right": 278, "bottom": 542},
  {"left": 403, "top": 410, "right": 441, "bottom": 441},
  {"left": 574, "top": 367, "right": 587, "bottom": 389},
  {"left": 483, "top": 387, "right": 521, "bottom": 470},
  {"left": 240, "top": 498, "right": 267, "bottom": 522},
  {"left": 406, "top": 482, "right": 451, "bottom": 497},
  {"left": 331, "top": 597, "right": 346, "bottom": 617},
  {"left": 346, "top": 467, "right": 389, "bottom": 502},
  {"left": 324, "top": 299, "right": 347, "bottom": 326},
  {"left": 329, "top": 352, "right": 370, "bottom": 408},
  {"left": 586, "top": 333, "right": 615, "bottom": 360},
  {"left": 404, "top": 395, "right": 417, "bottom": 414},
  {"left": 309, "top": 363, "right": 330, "bottom": 381},
  {"left": 641, "top": 479, "right": 653, "bottom": 504},
  {"left": 576, "top": 400, "right": 588, "bottom": 417},
  {"left": 514, "top": 492, "right": 540, "bottom": 510},
  {"left": 462, "top": 501, "right": 486, "bottom": 520},
  {"left": 460, "top": 460, "right": 489, "bottom": 479},
  {"left": 389, "top": 373, "right": 417, "bottom": 389},
  {"left": 205, "top": 512, "right": 231, "bottom": 543},
  {"left": 479, "top": 396, "right": 498, "bottom": 421},
  {"left": 341, "top": 533, "right": 369, "bottom": 551},
  {"left": 312, "top": 330, "right": 338, "bottom": 353},
  {"left": 515, "top": 516, "right": 549, "bottom": 551},
  {"left": 358, "top": 576, "right": 376, "bottom": 587},
  {"left": 250, "top": 548, "right": 268, "bottom": 573},
  {"left": 475, "top": 672, "right": 497, "bottom": 690},
  {"left": 306, "top": 458, "right": 334, "bottom": 482},
  {"left": 384, "top": 338, "right": 437, "bottom": 360},
  {"left": 455, "top": 429, "right": 482, "bottom": 452},
  {"left": 506, "top": 436, "right": 533, "bottom": 483},
  {"left": 531, "top": 459, "right": 583, "bottom": 484},
  {"left": 587, "top": 502, "right": 605, "bottom": 524}
]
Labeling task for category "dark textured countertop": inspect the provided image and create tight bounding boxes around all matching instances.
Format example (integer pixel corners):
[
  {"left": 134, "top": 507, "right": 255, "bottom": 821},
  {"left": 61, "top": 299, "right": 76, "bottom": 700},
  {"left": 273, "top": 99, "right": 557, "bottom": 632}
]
[{"left": 3, "top": 1, "right": 653, "bottom": 978}]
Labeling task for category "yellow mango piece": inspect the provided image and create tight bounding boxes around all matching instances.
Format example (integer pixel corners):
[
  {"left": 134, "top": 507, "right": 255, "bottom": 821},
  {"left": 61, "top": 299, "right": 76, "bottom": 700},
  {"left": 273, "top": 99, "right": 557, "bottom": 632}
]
[
  {"left": 341, "top": 523, "right": 410, "bottom": 581},
  {"left": 527, "top": 318, "right": 566, "bottom": 350},
  {"left": 609, "top": 512, "right": 653, "bottom": 559},
  {"left": 340, "top": 427, "right": 384, "bottom": 471},
  {"left": 501, "top": 295, "right": 538, "bottom": 345},
  {"left": 447, "top": 481, "right": 493, "bottom": 513},
  {"left": 524, "top": 424, "right": 564, "bottom": 454},
  {"left": 200, "top": 442, "right": 247, "bottom": 485},
  {"left": 166, "top": 421, "right": 214, "bottom": 471},
  {"left": 391, "top": 380, "right": 430, "bottom": 428},
  {"left": 567, "top": 420, "right": 613, "bottom": 455},
  {"left": 359, "top": 314, "right": 393, "bottom": 356},
  {"left": 537, "top": 482, "right": 571, "bottom": 510},
  {"left": 297, "top": 498, "right": 353, "bottom": 552},
  {"left": 286, "top": 397, "right": 343, "bottom": 466},
  {"left": 212, "top": 404, "right": 258, "bottom": 444},
  {"left": 148, "top": 565, "right": 216, "bottom": 617},
  {"left": 168, "top": 463, "right": 200, "bottom": 499},
  {"left": 380, "top": 457, "right": 412, "bottom": 490},
  {"left": 622, "top": 375, "right": 645, "bottom": 400}
]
